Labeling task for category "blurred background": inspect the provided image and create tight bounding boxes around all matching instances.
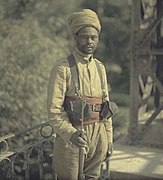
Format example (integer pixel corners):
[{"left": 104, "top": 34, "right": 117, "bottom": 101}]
[{"left": 0, "top": 0, "right": 131, "bottom": 140}]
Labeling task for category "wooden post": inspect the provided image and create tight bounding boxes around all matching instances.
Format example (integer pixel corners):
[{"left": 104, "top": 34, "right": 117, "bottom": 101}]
[{"left": 128, "top": 0, "right": 141, "bottom": 142}]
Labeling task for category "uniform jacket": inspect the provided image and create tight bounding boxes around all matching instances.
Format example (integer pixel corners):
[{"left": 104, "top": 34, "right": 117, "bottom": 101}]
[{"left": 47, "top": 49, "right": 113, "bottom": 145}]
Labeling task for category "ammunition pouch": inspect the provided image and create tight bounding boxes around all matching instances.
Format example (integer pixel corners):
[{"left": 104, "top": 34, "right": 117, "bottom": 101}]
[
  {"left": 64, "top": 98, "right": 117, "bottom": 124},
  {"left": 64, "top": 98, "right": 92, "bottom": 121},
  {"left": 63, "top": 96, "right": 103, "bottom": 126},
  {"left": 100, "top": 101, "right": 116, "bottom": 119}
]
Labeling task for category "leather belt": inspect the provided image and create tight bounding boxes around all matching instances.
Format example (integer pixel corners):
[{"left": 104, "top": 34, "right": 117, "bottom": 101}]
[
  {"left": 64, "top": 96, "right": 103, "bottom": 126},
  {"left": 70, "top": 111, "right": 102, "bottom": 126}
]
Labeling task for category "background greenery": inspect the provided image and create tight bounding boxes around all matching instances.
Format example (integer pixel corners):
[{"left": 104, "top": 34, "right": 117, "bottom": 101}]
[{"left": 0, "top": 0, "right": 131, "bottom": 139}]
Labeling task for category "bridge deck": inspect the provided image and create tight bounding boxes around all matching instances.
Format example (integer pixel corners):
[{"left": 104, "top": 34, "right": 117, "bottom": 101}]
[{"left": 110, "top": 143, "right": 163, "bottom": 180}]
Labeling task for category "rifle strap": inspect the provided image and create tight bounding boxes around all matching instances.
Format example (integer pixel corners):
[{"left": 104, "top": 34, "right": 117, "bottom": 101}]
[{"left": 67, "top": 54, "right": 80, "bottom": 95}]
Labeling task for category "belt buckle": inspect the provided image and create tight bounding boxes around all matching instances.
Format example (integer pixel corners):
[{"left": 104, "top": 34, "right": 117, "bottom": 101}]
[{"left": 92, "top": 104, "right": 99, "bottom": 112}]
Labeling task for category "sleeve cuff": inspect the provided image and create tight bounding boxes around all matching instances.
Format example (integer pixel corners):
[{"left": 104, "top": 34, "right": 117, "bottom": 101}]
[{"left": 57, "top": 124, "right": 77, "bottom": 144}]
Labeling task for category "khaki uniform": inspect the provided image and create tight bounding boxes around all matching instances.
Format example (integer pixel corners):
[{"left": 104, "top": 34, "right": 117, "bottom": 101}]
[{"left": 47, "top": 49, "right": 113, "bottom": 180}]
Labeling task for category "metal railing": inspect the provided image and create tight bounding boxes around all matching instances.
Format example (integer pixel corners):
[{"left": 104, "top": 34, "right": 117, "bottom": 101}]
[
  {"left": 0, "top": 122, "right": 55, "bottom": 180},
  {"left": 0, "top": 122, "right": 110, "bottom": 180}
]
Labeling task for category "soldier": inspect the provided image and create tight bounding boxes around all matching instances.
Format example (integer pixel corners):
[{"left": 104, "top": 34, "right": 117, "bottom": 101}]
[{"left": 47, "top": 9, "right": 114, "bottom": 180}]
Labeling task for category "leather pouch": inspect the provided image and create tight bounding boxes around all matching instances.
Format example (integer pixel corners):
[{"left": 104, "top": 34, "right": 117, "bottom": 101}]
[
  {"left": 64, "top": 98, "right": 92, "bottom": 121},
  {"left": 100, "top": 101, "right": 113, "bottom": 119}
]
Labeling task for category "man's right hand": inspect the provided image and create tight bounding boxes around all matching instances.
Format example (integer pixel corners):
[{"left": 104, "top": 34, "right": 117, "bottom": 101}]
[{"left": 70, "top": 131, "right": 87, "bottom": 148}]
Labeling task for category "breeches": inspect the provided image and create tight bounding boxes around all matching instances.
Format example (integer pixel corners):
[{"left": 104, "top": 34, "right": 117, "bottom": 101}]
[{"left": 53, "top": 122, "right": 108, "bottom": 180}]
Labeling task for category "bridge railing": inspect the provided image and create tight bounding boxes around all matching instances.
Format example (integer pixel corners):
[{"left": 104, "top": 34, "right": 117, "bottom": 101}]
[
  {"left": 0, "top": 121, "right": 56, "bottom": 180},
  {"left": 0, "top": 121, "right": 110, "bottom": 180}
]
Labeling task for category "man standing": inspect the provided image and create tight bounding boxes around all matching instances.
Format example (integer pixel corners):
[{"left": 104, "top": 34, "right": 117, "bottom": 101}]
[{"left": 47, "top": 9, "right": 113, "bottom": 180}]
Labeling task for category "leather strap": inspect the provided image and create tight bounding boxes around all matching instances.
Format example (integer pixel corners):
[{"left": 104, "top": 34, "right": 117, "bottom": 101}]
[{"left": 67, "top": 54, "right": 80, "bottom": 94}]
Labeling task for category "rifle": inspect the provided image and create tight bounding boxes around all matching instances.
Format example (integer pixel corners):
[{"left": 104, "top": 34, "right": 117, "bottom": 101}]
[
  {"left": 78, "top": 114, "right": 86, "bottom": 179},
  {"left": 67, "top": 54, "right": 86, "bottom": 179},
  {"left": 78, "top": 67, "right": 86, "bottom": 180}
]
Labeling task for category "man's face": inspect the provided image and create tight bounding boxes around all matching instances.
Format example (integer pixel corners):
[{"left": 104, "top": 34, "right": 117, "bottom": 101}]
[{"left": 75, "top": 26, "right": 99, "bottom": 55}]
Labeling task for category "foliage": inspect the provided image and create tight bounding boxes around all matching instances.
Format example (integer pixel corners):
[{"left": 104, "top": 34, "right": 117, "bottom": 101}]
[{"left": 0, "top": 0, "right": 78, "bottom": 134}]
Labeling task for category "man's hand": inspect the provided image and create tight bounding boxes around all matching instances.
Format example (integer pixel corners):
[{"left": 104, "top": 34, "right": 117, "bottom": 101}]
[{"left": 70, "top": 131, "right": 87, "bottom": 148}]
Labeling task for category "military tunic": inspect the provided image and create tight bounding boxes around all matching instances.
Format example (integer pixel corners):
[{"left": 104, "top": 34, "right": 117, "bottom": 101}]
[{"left": 47, "top": 49, "right": 113, "bottom": 179}]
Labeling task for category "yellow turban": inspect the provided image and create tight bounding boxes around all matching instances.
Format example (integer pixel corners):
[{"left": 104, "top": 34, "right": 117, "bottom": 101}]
[{"left": 68, "top": 9, "right": 101, "bottom": 34}]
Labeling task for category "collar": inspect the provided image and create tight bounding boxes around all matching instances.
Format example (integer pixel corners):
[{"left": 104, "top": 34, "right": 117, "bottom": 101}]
[{"left": 73, "top": 48, "right": 93, "bottom": 63}]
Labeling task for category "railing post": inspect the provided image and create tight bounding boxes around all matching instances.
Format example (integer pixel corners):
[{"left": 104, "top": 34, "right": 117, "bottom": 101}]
[
  {"left": 24, "top": 151, "right": 30, "bottom": 180},
  {"left": 38, "top": 145, "right": 44, "bottom": 180}
]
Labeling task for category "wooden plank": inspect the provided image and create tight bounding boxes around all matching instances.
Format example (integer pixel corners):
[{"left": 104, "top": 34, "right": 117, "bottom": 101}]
[
  {"left": 138, "top": 76, "right": 153, "bottom": 117},
  {"left": 128, "top": 0, "right": 141, "bottom": 142},
  {"left": 138, "top": 48, "right": 163, "bottom": 55},
  {"left": 139, "top": 13, "right": 163, "bottom": 47}
]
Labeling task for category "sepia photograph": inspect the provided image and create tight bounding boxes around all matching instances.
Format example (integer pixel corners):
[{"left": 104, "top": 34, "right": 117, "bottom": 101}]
[{"left": 0, "top": 0, "right": 163, "bottom": 179}]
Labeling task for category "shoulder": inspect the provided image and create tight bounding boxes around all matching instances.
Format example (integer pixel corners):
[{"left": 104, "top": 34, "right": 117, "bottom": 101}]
[
  {"left": 52, "top": 56, "right": 71, "bottom": 70},
  {"left": 54, "top": 57, "right": 69, "bottom": 68},
  {"left": 94, "top": 58, "right": 104, "bottom": 65},
  {"left": 94, "top": 58, "right": 105, "bottom": 70},
  {"left": 50, "top": 56, "right": 71, "bottom": 77}
]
